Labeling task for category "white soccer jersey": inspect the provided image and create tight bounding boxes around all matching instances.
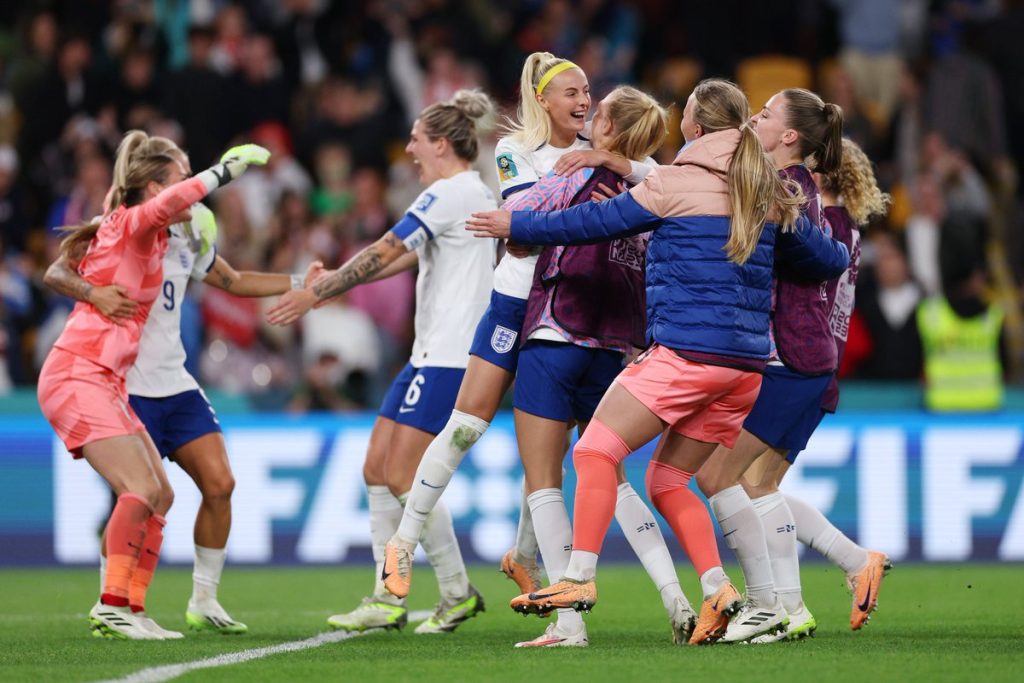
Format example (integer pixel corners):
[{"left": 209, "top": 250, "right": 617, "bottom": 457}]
[
  {"left": 393, "top": 170, "right": 497, "bottom": 369},
  {"left": 492, "top": 134, "right": 591, "bottom": 299},
  {"left": 126, "top": 203, "right": 217, "bottom": 397}
]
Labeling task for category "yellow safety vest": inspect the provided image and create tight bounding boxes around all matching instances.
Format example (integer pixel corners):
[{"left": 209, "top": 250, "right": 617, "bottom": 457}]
[{"left": 917, "top": 297, "right": 1004, "bottom": 411}]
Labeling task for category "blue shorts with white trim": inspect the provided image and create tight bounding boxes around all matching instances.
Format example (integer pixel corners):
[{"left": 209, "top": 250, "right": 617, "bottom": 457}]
[
  {"left": 468, "top": 290, "right": 528, "bottom": 373},
  {"left": 128, "top": 389, "right": 221, "bottom": 459},
  {"left": 379, "top": 363, "right": 466, "bottom": 435}
]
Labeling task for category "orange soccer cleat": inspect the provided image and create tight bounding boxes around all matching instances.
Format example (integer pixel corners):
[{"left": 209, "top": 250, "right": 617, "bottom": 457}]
[
  {"left": 381, "top": 541, "right": 414, "bottom": 599},
  {"left": 509, "top": 579, "right": 597, "bottom": 615},
  {"left": 499, "top": 549, "right": 543, "bottom": 594},
  {"left": 689, "top": 581, "right": 742, "bottom": 645},
  {"left": 848, "top": 551, "right": 892, "bottom": 630}
]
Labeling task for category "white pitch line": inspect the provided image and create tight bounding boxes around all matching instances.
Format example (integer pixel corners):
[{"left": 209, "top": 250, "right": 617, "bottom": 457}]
[{"left": 95, "top": 629, "right": 377, "bottom": 683}]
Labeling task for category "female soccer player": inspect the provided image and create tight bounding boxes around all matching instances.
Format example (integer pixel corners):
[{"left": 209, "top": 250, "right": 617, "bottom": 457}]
[
  {"left": 268, "top": 89, "right": 497, "bottom": 635},
  {"left": 689, "top": 87, "right": 846, "bottom": 643},
  {"left": 44, "top": 140, "right": 323, "bottom": 636},
  {"left": 37, "top": 130, "right": 268, "bottom": 639},
  {"left": 467, "top": 79, "right": 849, "bottom": 643},
  {"left": 381, "top": 55, "right": 689, "bottom": 646},
  {"left": 740, "top": 137, "right": 892, "bottom": 641}
]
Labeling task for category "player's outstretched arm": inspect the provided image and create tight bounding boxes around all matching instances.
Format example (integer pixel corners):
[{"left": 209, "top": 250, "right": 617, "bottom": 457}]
[
  {"left": 204, "top": 256, "right": 325, "bottom": 297},
  {"left": 266, "top": 232, "right": 408, "bottom": 326},
  {"left": 42, "top": 255, "right": 138, "bottom": 323}
]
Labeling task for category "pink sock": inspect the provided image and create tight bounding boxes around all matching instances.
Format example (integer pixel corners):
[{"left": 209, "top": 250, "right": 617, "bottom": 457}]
[
  {"left": 571, "top": 419, "right": 632, "bottom": 554},
  {"left": 129, "top": 514, "right": 166, "bottom": 613},
  {"left": 102, "top": 493, "right": 151, "bottom": 607},
  {"left": 646, "top": 460, "right": 722, "bottom": 576}
]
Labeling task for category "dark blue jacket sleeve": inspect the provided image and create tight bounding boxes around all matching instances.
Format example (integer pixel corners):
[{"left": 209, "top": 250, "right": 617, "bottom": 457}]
[
  {"left": 774, "top": 214, "right": 850, "bottom": 280},
  {"left": 509, "top": 192, "right": 661, "bottom": 246}
]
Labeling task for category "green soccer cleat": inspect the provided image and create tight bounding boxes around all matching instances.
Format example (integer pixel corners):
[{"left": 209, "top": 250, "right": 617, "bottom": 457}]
[
  {"left": 414, "top": 585, "right": 485, "bottom": 634},
  {"left": 327, "top": 596, "right": 408, "bottom": 632},
  {"left": 186, "top": 599, "right": 249, "bottom": 635}
]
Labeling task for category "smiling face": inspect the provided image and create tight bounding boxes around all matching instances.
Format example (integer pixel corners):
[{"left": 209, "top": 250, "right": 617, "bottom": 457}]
[
  {"left": 750, "top": 92, "right": 797, "bottom": 164},
  {"left": 405, "top": 118, "right": 444, "bottom": 184},
  {"left": 537, "top": 67, "right": 590, "bottom": 144}
]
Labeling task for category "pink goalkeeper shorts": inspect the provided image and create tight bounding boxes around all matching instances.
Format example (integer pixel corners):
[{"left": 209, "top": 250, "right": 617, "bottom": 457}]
[
  {"left": 37, "top": 347, "right": 145, "bottom": 458},
  {"left": 614, "top": 344, "right": 762, "bottom": 448}
]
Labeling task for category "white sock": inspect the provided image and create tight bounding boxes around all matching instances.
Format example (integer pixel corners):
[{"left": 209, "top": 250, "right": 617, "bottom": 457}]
[
  {"left": 416, "top": 496, "right": 470, "bottom": 602},
  {"left": 527, "top": 488, "right": 584, "bottom": 633},
  {"left": 699, "top": 566, "right": 729, "bottom": 600},
  {"left": 396, "top": 411, "right": 489, "bottom": 545},
  {"left": 368, "top": 485, "right": 404, "bottom": 603},
  {"left": 192, "top": 545, "right": 227, "bottom": 604},
  {"left": 99, "top": 555, "right": 107, "bottom": 594},
  {"left": 614, "top": 482, "right": 689, "bottom": 614},
  {"left": 752, "top": 492, "right": 802, "bottom": 613},
  {"left": 709, "top": 485, "right": 776, "bottom": 608},
  {"left": 563, "top": 550, "right": 599, "bottom": 582},
  {"left": 784, "top": 493, "right": 868, "bottom": 574},
  {"left": 514, "top": 479, "right": 539, "bottom": 563}
]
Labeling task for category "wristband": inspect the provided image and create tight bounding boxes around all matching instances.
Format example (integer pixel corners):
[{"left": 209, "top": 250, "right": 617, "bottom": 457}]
[{"left": 290, "top": 274, "right": 305, "bottom": 290}]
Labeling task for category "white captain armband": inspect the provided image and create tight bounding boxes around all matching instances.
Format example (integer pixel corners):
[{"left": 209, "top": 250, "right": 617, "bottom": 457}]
[{"left": 390, "top": 213, "right": 434, "bottom": 251}]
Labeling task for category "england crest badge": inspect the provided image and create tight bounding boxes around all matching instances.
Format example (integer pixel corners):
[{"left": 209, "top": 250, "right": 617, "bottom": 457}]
[{"left": 490, "top": 325, "right": 518, "bottom": 354}]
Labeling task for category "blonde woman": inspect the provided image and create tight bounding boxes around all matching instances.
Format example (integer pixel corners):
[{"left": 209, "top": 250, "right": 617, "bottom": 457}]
[
  {"left": 44, "top": 139, "right": 324, "bottom": 636},
  {"left": 37, "top": 131, "right": 268, "bottom": 639},
  {"left": 268, "top": 90, "right": 498, "bottom": 635}
]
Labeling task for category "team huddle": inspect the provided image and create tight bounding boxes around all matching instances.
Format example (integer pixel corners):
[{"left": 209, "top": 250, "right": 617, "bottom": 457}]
[{"left": 37, "top": 50, "right": 892, "bottom": 647}]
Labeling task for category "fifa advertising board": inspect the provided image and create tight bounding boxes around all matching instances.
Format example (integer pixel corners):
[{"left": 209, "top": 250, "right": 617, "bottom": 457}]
[{"left": 1, "top": 412, "right": 1023, "bottom": 565}]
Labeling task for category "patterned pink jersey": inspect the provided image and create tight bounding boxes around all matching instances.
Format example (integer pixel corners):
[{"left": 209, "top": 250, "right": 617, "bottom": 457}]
[{"left": 52, "top": 177, "right": 208, "bottom": 378}]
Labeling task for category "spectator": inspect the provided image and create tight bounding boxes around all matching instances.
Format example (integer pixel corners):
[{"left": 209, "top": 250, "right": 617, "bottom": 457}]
[
  {"left": 852, "top": 231, "right": 924, "bottom": 380},
  {"left": 164, "top": 25, "right": 231, "bottom": 169},
  {"left": 224, "top": 122, "right": 312, "bottom": 244},
  {"left": 231, "top": 33, "right": 292, "bottom": 134},
  {"left": 829, "top": 0, "right": 904, "bottom": 120},
  {"left": 0, "top": 147, "right": 28, "bottom": 254}
]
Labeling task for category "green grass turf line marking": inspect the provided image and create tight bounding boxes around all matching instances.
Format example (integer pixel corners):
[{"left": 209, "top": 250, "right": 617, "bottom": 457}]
[{"left": 93, "top": 629, "right": 378, "bottom": 683}]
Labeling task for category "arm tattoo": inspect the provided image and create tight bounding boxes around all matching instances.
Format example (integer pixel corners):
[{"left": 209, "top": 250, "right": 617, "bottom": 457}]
[
  {"left": 210, "top": 260, "right": 235, "bottom": 290},
  {"left": 47, "top": 260, "right": 93, "bottom": 303},
  {"left": 312, "top": 234, "right": 401, "bottom": 301}
]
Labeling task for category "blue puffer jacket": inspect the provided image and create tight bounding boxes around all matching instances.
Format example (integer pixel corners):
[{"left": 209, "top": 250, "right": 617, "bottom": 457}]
[{"left": 508, "top": 129, "right": 849, "bottom": 361}]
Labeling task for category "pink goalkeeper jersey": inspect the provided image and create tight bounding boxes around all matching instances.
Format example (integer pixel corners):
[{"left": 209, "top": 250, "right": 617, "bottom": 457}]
[{"left": 53, "top": 177, "right": 209, "bottom": 378}]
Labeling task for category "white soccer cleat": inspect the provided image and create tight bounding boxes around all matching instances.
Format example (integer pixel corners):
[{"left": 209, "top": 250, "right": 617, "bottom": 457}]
[
  {"left": 136, "top": 613, "right": 185, "bottom": 639},
  {"left": 720, "top": 601, "right": 788, "bottom": 643},
  {"left": 326, "top": 596, "right": 408, "bottom": 632},
  {"left": 668, "top": 596, "right": 698, "bottom": 645},
  {"left": 414, "top": 585, "right": 485, "bottom": 634},
  {"left": 514, "top": 621, "right": 589, "bottom": 648},
  {"left": 749, "top": 603, "right": 816, "bottom": 643},
  {"left": 186, "top": 598, "right": 249, "bottom": 634},
  {"left": 89, "top": 602, "right": 161, "bottom": 640}
]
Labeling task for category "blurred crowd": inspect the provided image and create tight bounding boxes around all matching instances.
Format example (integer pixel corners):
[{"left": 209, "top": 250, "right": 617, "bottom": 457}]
[{"left": 1, "top": 0, "right": 1023, "bottom": 409}]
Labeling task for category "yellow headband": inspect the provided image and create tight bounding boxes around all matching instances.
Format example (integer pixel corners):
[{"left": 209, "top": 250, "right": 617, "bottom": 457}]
[{"left": 535, "top": 61, "right": 579, "bottom": 95}]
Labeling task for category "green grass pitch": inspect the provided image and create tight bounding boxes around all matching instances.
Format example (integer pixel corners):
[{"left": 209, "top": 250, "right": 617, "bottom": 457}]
[{"left": 1, "top": 564, "right": 1022, "bottom": 682}]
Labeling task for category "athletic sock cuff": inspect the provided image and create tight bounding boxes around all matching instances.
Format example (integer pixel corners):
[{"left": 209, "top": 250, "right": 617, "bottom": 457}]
[{"left": 750, "top": 491, "right": 785, "bottom": 516}]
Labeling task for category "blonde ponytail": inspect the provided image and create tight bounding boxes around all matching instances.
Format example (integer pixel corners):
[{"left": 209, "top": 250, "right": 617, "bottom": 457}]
[
  {"left": 604, "top": 86, "right": 669, "bottom": 161},
  {"left": 502, "top": 52, "right": 582, "bottom": 149},
  {"left": 689, "top": 79, "right": 803, "bottom": 264},
  {"left": 108, "top": 130, "right": 182, "bottom": 208},
  {"left": 726, "top": 125, "right": 803, "bottom": 263}
]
